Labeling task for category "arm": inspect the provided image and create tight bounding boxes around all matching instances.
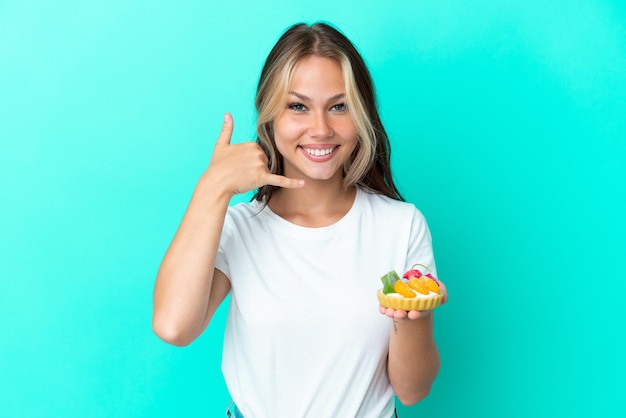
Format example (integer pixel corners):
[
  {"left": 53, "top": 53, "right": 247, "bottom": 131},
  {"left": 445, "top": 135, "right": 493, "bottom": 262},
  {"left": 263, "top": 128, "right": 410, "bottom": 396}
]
[
  {"left": 381, "top": 282, "right": 448, "bottom": 405},
  {"left": 386, "top": 311, "right": 440, "bottom": 405},
  {"left": 151, "top": 173, "right": 230, "bottom": 346},
  {"left": 152, "top": 113, "right": 304, "bottom": 346}
]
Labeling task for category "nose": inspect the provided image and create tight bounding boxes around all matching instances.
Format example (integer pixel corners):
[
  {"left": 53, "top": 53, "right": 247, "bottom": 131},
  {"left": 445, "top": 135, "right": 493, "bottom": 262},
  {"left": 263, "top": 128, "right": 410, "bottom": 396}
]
[{"left": 308, "top": 112, "right": 333, "bottom": 138}]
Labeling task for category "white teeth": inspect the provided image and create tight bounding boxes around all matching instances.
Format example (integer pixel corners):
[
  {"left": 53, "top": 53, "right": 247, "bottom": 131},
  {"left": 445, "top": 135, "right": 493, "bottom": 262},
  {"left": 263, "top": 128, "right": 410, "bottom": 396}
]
[{"left": 304, "top": 147, "right": 335, "bottom": 156}]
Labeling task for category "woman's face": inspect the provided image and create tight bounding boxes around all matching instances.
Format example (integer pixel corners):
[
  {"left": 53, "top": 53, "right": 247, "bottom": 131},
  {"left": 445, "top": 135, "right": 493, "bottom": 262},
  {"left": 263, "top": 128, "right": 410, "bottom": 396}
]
[{"left": 272, "top": 55, "right": 358, "bottom": 184}]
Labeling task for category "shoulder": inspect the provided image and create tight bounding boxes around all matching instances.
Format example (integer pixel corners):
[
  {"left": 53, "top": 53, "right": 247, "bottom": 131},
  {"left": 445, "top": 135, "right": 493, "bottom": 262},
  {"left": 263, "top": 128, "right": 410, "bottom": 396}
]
[
  {"left": 226, "top": 199, "right": 263, "bottom": 218},
  {"left": 222, "top": 199, "right": 265, "bottom": 233},
  {"left": 359, "top": 188, "right": 425, "bottom": 220},
  {"left": 357, "top": 188, "right": 430, "bottom": 238}
]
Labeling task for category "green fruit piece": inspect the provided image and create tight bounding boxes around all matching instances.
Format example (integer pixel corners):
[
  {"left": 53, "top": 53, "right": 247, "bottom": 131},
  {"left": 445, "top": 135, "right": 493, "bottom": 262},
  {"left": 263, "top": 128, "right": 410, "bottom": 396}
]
[{"left": 381, "top": 270, "right": 401, "bottom": 294}]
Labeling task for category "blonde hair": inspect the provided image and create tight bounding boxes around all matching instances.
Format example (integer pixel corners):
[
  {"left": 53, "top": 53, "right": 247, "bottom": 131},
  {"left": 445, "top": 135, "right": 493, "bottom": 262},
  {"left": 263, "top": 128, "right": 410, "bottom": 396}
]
[{"left": 254, "top": 22, "right": 403, "bottom": 202}]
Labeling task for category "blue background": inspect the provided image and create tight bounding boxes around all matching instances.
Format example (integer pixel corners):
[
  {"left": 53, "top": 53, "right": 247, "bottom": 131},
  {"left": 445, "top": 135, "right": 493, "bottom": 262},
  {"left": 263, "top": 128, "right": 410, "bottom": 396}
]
[{"left": 1, "top": 1, "right": 625, "bottom": 417}]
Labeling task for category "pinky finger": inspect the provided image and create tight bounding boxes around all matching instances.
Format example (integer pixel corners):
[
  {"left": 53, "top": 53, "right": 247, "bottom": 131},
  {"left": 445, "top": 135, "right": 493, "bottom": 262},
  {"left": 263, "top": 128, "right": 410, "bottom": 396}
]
[{"left": 266, "top": 173, "right": 305, "bottom": 189}]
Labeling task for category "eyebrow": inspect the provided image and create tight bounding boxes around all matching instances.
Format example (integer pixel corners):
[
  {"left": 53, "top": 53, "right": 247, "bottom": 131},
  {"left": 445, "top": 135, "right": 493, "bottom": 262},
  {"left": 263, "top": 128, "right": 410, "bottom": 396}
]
[{"left": 288, "top": 91, "right": 346, "bottom": 103}]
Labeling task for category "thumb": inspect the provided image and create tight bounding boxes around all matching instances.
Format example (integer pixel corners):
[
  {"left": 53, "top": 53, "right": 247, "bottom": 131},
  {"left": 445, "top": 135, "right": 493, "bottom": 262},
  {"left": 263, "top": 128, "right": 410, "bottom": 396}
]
[
  {"left": 215, "top": 113, "right": 234, "bottom": 147},
  {"left": 265, "top": 173, "right": 305, "bottom": 189}
]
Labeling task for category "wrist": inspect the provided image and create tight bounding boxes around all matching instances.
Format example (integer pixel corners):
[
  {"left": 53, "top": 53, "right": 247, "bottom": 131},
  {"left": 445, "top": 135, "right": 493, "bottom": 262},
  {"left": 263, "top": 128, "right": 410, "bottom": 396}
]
[
  {"left": 197, "top": 170, "right": 235, "bottom": 201},
  {"left": 391, "top": 311, "right": 434, "bottom": 334}
]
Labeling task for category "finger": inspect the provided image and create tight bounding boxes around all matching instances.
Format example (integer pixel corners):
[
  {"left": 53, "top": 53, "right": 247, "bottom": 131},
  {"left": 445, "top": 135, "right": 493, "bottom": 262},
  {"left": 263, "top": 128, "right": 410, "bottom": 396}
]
[
  {"left": 380, "top": 306, "right": 395, "bottom": 318},
  {"left": 392, "top": 309, "right": 408, "bottom": 320},
  {"left": 215, "top": 113, "right": 234, "bottom": 147},
  {"left": 407, "top": 311, "right": 419, "bottom": 320},
  {"left": 407, "top": 310, "right": 431, "bottom": 320},
  {"left": 264, "top": 173, "right": 305, "bottom": 189}
]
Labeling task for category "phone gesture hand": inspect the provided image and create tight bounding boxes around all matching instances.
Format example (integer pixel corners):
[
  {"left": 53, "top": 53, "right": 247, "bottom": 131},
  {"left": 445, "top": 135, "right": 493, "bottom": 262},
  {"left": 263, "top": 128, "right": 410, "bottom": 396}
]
[{"left": 207, "top": 113, "right": 304, "bottom": 196}]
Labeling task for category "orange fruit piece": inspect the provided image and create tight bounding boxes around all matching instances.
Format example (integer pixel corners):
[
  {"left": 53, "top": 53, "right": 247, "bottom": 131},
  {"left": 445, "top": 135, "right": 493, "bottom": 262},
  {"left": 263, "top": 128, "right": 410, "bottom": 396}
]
[
  {"left": 422, "top": 277, "right": 440, "bottom": 294},
  {"left": 394, "top": 280, "right": 416, "bottom": 298},
  {"left": 407, "top": 278, "right": 430, "bottom": 295}
]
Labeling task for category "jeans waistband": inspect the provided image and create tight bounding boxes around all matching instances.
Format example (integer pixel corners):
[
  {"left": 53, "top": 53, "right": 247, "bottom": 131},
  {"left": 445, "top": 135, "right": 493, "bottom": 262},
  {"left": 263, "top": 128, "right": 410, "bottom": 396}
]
[{"left": 226, "top": 401, "right": 244, "bottom": 418}]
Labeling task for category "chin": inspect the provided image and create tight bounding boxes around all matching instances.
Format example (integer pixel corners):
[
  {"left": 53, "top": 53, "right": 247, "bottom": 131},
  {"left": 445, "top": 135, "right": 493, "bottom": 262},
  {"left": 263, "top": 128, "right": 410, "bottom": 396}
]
[
  {"left": 303, "top": 171, "right": 341, "bottom": 182},
  {"left": 285, "top": 160, "right": 345, "bottom": 183}
]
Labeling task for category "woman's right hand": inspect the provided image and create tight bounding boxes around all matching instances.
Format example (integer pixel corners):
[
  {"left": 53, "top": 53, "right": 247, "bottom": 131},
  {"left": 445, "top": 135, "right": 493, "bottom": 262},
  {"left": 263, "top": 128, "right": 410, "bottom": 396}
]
[
  {"left": 203, "top": 113, "right": 304, "bottom": 196},
  {"left": 155, "top": 112, "right": 302, "bottom": 346}
]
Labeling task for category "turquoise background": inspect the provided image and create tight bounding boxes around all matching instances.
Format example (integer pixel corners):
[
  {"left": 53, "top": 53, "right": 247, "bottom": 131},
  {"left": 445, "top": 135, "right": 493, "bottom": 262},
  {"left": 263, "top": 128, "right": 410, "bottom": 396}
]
[{"left": 1, "top": 0, "right": 625, "bottom": 417}]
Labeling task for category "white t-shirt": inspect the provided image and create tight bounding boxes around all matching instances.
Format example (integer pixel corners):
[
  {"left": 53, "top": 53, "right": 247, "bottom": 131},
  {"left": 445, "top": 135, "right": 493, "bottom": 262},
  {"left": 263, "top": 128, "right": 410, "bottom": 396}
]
[{"left": 215, "top": 187, "right": 436, "bottom": 418}]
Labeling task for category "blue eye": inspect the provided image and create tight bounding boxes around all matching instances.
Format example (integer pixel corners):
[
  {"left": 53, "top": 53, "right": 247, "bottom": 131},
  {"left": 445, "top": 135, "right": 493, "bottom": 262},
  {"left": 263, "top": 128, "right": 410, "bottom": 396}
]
[
  {"left": 289, "top": 103, "right": 306, "bottom": 112},
  {"left": 331, "top": 103, "right": 347, "bottom": 111}
]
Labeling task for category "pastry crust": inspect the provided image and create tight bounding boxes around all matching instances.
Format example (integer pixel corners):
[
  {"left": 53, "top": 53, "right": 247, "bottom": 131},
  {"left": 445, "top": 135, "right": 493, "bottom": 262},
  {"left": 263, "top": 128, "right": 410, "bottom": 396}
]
[{"left": 377, "top": 289, "right": 444, "bottom": 311}]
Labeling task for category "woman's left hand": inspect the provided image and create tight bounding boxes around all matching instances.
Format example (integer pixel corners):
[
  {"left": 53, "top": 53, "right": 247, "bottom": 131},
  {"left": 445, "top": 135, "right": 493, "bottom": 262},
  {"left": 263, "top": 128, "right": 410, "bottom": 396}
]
[
  {"left": 379, "top": 279, "right": 448, "bottom": 320},
  {"left": 379, "top": 306, "right": 431, "bottom": 320}
]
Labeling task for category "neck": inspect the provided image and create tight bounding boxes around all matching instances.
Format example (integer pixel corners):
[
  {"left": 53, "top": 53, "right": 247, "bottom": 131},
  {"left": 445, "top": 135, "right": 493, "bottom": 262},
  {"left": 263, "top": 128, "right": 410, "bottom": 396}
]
[{"left": 268, "top": 180, "right": 357, "bottom": 228}]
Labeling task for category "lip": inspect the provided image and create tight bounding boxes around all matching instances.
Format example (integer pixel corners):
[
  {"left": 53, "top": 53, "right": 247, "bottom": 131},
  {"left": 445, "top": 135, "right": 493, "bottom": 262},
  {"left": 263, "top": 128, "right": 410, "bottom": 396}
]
[{"left": 299, "top": 145, "right": 338, "bottom": 162}]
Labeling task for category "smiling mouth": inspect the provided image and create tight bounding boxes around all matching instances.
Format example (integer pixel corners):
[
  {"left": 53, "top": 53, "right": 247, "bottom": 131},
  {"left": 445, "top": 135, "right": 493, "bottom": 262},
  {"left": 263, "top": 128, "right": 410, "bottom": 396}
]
[{"left": 301, "top": 146, "right": 337, "bottom": 157}]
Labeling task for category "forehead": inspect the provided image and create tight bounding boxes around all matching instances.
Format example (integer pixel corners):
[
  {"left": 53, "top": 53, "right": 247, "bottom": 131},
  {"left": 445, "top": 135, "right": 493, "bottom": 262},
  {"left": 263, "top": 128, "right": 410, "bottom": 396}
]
[{"left": 288, "top": 55, "right": 345, "bottom": 92}]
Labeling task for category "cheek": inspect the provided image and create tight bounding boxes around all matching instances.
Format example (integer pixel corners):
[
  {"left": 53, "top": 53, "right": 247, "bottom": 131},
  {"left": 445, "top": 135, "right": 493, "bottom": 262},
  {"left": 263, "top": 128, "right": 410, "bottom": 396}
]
[
  {"left": 272, "top": 125, "right": 297, "bottom": 157},
  {"left": 274, "top": 118, "right": 305, "bottom": 142},
  {"left": 337, "top": 120, "right": 358, "bottom": 142},
  {"left": 333, "top": 116, "right": 356, "bottom": 132}
]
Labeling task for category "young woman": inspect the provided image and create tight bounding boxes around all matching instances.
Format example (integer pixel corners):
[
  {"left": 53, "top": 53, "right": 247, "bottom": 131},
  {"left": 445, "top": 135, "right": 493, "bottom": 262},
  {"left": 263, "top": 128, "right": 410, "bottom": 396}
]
[{"left": 152, "top": 22, "right": 447, "bottom": 418}]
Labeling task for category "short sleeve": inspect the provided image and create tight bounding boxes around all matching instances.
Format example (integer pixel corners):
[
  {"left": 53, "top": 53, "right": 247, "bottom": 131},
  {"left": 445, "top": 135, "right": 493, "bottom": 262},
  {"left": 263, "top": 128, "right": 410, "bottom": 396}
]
[{"left": 405, "top": 207, "right": 437, "bottom": 277}]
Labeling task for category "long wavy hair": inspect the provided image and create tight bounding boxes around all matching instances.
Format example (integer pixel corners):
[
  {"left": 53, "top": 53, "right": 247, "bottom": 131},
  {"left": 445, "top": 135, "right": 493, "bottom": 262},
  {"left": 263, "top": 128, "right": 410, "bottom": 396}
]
[{"left": 252, "top": 22, "right": 404, "bottom": 202}]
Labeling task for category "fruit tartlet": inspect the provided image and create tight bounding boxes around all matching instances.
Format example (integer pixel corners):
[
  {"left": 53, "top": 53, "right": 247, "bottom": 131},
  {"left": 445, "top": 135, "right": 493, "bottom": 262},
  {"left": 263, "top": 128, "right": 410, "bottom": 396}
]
[{"left": 377, "top": 264, "right": 444, "bottom": 311}]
